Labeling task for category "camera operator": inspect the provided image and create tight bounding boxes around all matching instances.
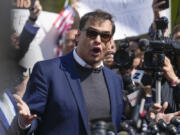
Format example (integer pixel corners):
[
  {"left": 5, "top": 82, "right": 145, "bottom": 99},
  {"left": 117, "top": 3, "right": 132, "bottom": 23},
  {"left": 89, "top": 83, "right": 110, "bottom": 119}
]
[
  {"left": 145, "top": 0, "right": 180, "bottom": 114},
  {"left": 103, "top": 39, "right": 117, "bottom": 69},
  {"left": 145, "top": 2, "right": 180, "bottom": 127}
]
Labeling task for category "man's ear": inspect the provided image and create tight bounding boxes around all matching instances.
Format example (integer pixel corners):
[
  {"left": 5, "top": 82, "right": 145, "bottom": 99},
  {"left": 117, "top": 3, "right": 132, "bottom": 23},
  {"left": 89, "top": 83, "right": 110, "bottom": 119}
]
[
  {"left": 75, "top": 30, "right": 81, "bottom": 45},
  {"left": 76, "top": 30, "right": 81, "bottom": 38}
]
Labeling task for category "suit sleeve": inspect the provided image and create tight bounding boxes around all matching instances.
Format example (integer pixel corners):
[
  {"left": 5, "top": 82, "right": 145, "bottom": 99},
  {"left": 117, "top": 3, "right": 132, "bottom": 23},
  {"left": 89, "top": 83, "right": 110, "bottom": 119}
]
[
  {"left": 23, "top": 62, "right": 49, "bottom": 134},
  {"left": 15, "top": 25, "right": 37, "bottom": 61}
]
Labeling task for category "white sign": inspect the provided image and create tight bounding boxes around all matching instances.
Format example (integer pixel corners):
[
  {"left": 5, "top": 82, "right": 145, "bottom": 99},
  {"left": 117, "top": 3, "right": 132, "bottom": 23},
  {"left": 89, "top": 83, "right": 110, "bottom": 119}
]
[
  {"left": 131, "top": 70, "right": 144, "bottom": 84},
  {"left": 76, "top": 0, "right": 170, "bottom": 40},
  {"left": 127, "top": 90, "right": 139, "bottom": 107},
  {"left": 12, "top": 9, "right": 59, "bottom": 70}
]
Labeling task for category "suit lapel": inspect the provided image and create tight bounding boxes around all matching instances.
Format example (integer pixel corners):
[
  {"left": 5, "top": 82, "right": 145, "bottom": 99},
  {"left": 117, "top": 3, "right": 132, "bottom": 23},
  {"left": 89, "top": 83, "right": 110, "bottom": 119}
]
[
  {"left": 60, "top": 52, "right": 89, "bottom": 134},
  {"left": 0, "top": 92, "right": 10, "bottom": 130},
  {"left": 103, "top": 67, "right": 117, "bottom": 125},
  {"left": 5, "top": 90, "right": 18, "bottom": 113}
]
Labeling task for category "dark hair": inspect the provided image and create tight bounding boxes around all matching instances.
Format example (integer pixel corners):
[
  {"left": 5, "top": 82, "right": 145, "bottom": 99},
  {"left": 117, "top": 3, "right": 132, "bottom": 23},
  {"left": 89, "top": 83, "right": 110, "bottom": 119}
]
[
  {"left": 172, "top": 24, "right": 180, "bottom": 38},
  {"left": 79, "top": 9, "right": 115, "bottom": 35}
]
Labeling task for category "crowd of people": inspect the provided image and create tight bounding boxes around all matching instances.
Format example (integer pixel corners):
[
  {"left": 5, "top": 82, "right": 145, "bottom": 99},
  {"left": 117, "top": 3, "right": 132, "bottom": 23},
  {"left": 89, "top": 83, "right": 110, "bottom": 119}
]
[{"left": 1, "top": 0, "right": 180, "bottom": 135}]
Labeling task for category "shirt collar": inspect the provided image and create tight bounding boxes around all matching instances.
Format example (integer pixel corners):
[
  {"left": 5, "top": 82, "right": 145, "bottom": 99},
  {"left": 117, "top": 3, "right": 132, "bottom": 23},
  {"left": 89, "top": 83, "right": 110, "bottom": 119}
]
[{"left": 73, "top": 49, "right": 104, "bottom": 69}]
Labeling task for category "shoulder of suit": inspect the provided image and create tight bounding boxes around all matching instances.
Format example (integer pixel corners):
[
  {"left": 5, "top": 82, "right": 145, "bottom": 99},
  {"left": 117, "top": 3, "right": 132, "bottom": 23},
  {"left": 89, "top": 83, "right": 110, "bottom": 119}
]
[
  {"left": 37, "top": 57, "right": 61, "bottom": 66},
  {"left": 103, "top": 66, "right": 121, "bottom": 79}
]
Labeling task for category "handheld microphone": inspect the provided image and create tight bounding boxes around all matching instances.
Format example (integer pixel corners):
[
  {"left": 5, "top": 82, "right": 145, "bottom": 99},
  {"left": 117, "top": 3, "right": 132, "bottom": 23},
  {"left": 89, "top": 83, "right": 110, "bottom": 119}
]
[
  {"left": 122, "top": 74, "right": 136, "bottom": 93},
  {"left": 157, "top": 119, "right": 167, "bottom": 134},
  {"left": 119, "top": 121, "right": 136, "bottom": 135},
  {"left": 170, "top": 117, "right": 180, "bottom": 126},
  {"left": 167, "top": 124, "right": 177, "bottom": 135},
  {"left": 90, "top": 118, "right": 117, "bottom": 135},
  {"left": 131, "top": 87, "right": 145, "bottom": 129},
  {"left": 148, "top": 121, "right": 160, "bottom": 135},
  {"left": 91, "top": 121, "right": 107, "bottom": 135}
]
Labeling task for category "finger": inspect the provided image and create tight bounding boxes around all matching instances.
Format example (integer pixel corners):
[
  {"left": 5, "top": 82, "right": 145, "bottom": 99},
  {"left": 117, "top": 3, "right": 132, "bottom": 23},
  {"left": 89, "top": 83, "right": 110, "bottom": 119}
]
[
  {"left": 153, "top": 103, "right": 162, "bottom": 109},
  {"left": 26, "top": 114, "right": 37, "bottom": 124},
  {"left": 17, "top": 103, "right": 31, "bottom": 116},
  {"left": 13, "top": 94, "right": 24, "bottom": 105},
  {"left": 16, "top": 100, "right": 30, "bottom": 111},
  {"left": 17, "top": 103, "right": 24, "bottom": 111},
  {"left": 152, "top": 0, "right": 158, "bottom": 5},
  {"left": 19, "top": 110, "right": 30, "bottom": 117},
  {"left": 153, "top": 1, "right": 166, "bottom": 8},
  {"left": 149, "top": 112, "right": 156, "bottom": 120},
  {"left": 29, "top": 114, "right": 37, "bottom": 121},
  {"left": 173, "top": 111, "right": 180, "bottom": 117},
  {"left": 161, "top": 102, "right": 168, "bottom": 113},
  {"left": 34, "top": 9, "right": 40, "bottom": 16}
]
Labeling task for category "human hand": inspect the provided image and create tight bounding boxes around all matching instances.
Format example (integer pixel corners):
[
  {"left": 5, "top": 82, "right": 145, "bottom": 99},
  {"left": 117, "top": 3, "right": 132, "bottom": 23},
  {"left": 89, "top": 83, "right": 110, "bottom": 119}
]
[
  {"left": 29, "top": 0, "right": 42, "bottom": 24},
  {"left": 162, "top": 57, "right": 180, "bottom": 85},
  {"left": 150, "top": 102, "right": 180, "bottom": 124},
  {"left": 15, "top": 77, "right": 29, "bottom": 98},
  {"left": 13, "top": 94, "right": 37, "bottom": 128},
  {"left": 152, "top": 0, "right": 166, "bottom": 21}
]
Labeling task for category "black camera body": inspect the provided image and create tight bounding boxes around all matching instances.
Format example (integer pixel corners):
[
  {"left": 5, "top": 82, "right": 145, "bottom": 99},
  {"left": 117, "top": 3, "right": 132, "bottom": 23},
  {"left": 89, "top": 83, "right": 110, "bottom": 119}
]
[
  {"left": 114, "top": 38, "right": 137, "bottom": 70},
  {"left": 140, "top": 38, "right": 175, "bottom": 71},
  {"left": 155, "top": 16, "right": 168, "bottom": 31}
]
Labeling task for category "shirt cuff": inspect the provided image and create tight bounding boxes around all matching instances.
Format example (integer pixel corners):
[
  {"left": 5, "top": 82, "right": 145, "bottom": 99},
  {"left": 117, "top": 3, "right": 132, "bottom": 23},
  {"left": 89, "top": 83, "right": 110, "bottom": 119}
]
[
  {"left": 24, "top": 21, "right": 40, "bottom": 35},
  {"left": 18, "top": 116, "right": 31, "bottom": 130}
]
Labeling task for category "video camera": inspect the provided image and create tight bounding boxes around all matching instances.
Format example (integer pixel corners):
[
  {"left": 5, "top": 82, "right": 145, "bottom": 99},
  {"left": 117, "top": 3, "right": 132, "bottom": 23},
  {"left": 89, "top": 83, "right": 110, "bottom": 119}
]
[
  {"left": 114, "top": 17, "right": 180, "bottom": 72},
  {"left": 114, "top": 37, "right": 140, "bottom": 70},
  {"left": 139, "top": 38, "right": 180, "bottom": 71}
]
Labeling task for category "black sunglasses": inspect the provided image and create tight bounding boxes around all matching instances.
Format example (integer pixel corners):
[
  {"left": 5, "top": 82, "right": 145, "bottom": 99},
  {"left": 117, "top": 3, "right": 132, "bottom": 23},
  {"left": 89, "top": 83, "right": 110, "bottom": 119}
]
[{"left": 81, "top": 28, "right": 112, "bottom": 43}]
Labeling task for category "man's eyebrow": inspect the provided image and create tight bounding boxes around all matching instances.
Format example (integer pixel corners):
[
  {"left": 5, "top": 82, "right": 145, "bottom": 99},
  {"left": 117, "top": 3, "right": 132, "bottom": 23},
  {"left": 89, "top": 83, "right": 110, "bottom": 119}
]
[{"left": 88, "top": 27, "right": 111, "bottom": 34}]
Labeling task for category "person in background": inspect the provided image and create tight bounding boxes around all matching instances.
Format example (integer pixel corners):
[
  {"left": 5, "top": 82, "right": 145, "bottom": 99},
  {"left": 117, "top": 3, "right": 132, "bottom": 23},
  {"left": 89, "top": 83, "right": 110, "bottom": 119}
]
[
  {"left": 147, "top": 0, "right": 180, "bottom": 124},
  {"left": 11, "top": 0, "right": 42, "bottom": 98},
  {"left": 103, "top": 39, "right": 117, "bottom": 69},
  {"left": 0, "top": 1, "right": 41, "bottom": 135},
  {"left": 61, "top": 29, "right": 78, "bottom": 56}
]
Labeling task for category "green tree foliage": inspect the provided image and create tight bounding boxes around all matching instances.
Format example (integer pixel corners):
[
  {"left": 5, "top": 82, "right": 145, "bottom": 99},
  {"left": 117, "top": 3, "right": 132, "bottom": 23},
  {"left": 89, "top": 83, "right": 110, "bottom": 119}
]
[
  {"left": 172, "top": 0, "right": 180, "bottom": 29},
  {"left": 39, "top": 0, "right": 67, "bottom": 13}
]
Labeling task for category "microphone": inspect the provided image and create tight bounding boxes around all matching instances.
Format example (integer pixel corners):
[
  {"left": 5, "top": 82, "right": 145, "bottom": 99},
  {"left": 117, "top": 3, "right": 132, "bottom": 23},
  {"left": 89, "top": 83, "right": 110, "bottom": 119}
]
[
  {"left": 170, "top": 117, "right": 180, "bottom": 126},
  {"left": 91, "top": 121, "right": 107, "bottom": 135},
  {"left": 148, "top": 121, "right": 160, "bottom": 135},
  {"left": 90, "top": 118, "right": 117, "bottom": 135},
  {"left": 157, "top": 119, "right": 167, "bottom": 134},
  {"left": 167, "top": 124, "right": 177, "bottom": 135},
  {"left": 119, "top": 121, "right": 136, "bottom": 135},
  {"left": 131, "top": 87, "right": 145, "bottom": 129},
  {"left": 117, "top": 131, "right": 128, "bottom": 135},
  {"left": 122, "top": 74, "right": 136, "bottom": 93}
]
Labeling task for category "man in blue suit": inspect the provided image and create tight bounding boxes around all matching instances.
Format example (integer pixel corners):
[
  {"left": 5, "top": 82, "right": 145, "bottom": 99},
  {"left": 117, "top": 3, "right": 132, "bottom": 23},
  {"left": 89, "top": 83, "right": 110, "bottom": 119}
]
[{"left": 18, "top": 10, "right": 124, "bottom": 135}]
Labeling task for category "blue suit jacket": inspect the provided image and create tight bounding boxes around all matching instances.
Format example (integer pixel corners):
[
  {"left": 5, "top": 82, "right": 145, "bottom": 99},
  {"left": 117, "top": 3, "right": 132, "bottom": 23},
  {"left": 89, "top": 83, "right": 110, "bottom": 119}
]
[
  {"left": 0, "top": 90, "right": 19, "bottom": 135},
  {"left": 24, "top": 52, "right": 124, "bottom": 135}
]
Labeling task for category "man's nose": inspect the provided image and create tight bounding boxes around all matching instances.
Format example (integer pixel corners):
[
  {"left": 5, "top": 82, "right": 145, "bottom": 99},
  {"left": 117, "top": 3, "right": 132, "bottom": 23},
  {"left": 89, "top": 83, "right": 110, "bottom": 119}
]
[{"left": 94, "top": 34, "right": 101, "bottom": 43}]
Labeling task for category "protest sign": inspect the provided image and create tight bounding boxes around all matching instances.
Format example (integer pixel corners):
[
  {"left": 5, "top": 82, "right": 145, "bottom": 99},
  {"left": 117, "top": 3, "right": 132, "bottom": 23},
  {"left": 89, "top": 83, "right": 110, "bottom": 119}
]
[
  {"left": 12, "top": 9, "right": 59, "bottom": 70},
  {"left": 75, "top": 0, "right": 170, "bottom": 39}
]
